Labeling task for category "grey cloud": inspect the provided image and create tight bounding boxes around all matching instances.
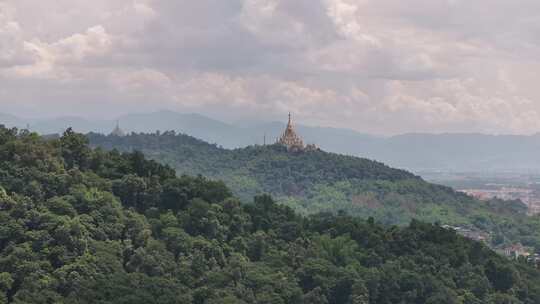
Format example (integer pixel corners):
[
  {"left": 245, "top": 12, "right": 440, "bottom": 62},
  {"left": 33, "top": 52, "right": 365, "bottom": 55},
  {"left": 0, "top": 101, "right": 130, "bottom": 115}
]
[{"left": 1, "top": 0, "right": 540, "bottom": 134}]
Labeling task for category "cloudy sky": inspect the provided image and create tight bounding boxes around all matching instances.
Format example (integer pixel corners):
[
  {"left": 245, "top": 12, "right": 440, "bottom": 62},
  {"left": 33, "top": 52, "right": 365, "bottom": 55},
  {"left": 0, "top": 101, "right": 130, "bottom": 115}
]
[{"left": 1, "top": 0, "right": 540, "bottom": 134}]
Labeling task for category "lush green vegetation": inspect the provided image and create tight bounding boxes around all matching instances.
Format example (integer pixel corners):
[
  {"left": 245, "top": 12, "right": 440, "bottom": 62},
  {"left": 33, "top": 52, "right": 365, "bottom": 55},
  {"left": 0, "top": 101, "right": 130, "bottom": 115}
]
[
  {"left": 88, "top": 132, "right": 540, "bottom": 251},
  {"left": 0, "top": 126, "right": 539, "bottom": 303}
]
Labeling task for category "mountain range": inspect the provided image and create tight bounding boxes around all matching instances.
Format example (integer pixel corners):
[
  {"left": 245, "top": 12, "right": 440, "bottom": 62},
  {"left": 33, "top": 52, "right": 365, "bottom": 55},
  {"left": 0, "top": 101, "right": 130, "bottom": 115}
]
[{"left": 2, "top": 110, "right": 540, "bottom": 173}]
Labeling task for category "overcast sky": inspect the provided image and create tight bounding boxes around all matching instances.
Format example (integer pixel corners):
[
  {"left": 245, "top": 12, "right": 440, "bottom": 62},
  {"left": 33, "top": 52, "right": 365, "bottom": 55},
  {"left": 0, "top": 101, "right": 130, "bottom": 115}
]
[{"left": 1, "top": 0, "right": 540, "bottom": 134}]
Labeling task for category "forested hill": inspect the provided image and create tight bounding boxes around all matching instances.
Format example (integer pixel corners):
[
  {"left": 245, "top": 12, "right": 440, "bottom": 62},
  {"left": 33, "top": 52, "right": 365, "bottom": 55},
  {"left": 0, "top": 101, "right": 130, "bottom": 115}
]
[
  {"left": 2, "top": 126, "right": 540, "bottom": 303},
  {"left": 88, "top": 132, "right": 540, "bottom": 251},
  {"left": 88, "top": 131, "right": 419, "bottom": 191}
]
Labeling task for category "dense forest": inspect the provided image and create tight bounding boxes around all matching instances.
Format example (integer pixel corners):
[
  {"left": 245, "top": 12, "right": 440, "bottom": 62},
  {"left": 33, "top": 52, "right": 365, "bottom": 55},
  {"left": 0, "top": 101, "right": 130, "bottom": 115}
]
[
  {"left": 0, "top": 126, "right": 539, "bottom": 303},
  {"left": 88, "top": 132, "right": 540, "bottom": 251}
]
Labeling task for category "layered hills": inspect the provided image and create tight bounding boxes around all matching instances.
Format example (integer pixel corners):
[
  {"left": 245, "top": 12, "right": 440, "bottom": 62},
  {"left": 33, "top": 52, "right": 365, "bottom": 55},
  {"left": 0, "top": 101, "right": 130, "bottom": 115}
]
[
  {"left": 1, "top": 126, "right": 539, "bottom": 303},
  {"left": 2, "top": 110, "right": 540, "bottom": 172},
  {"left": 88, "top": 132, "right": 540, "bottom": 250}
]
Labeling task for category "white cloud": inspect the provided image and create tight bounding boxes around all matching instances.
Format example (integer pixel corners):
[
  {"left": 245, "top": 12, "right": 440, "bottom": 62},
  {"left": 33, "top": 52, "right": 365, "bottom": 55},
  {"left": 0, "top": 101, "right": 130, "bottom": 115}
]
[
  {"left": 133, "top": 0, "right": 157, "bottom": 19},
  {"left": 1, "top": 0, "right": 540, "bottom": 134},
  {"left": 50, "top": 25, "right": 112, "bottom": 62},
  {"left": 0, "top": 3, "right": 25, "bottom": 65},
  {"left": 3, "top": 25, "right": 112, "bottom": 79}
]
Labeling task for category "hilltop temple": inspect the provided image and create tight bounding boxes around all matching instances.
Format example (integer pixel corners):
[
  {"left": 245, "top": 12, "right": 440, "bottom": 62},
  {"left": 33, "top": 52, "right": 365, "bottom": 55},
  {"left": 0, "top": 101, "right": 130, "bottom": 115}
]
[
  {"left": 110, "top": 121, "right": 126, "bottom": 137},
  {"left": 276, "top": 113, "right": 317, "bottom": 152}
]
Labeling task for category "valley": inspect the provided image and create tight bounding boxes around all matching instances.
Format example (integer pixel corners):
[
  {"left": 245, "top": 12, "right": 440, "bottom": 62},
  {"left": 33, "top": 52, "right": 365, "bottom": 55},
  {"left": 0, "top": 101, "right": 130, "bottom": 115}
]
[{"left": 425, "top": 171, "right": 540, "bottom": 215}]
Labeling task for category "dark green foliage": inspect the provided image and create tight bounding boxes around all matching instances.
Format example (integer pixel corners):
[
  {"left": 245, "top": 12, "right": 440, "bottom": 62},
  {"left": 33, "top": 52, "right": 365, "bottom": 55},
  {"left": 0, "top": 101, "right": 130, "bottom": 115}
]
[
  {"left": 88, "top": 132, "right": 540, "bottom": 250},
  {"left": 0, "top": 126, "right": 539, "bottom": 303}
]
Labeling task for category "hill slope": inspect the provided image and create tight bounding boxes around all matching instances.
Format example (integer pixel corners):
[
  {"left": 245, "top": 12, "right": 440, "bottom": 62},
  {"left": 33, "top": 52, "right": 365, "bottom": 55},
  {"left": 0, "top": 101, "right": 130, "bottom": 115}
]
[
  {"left": 1, "top": 126, "right": 540, "bottom": 303},
  {"left": 88, "top": 132, "right": 540, "bottom": 250}
]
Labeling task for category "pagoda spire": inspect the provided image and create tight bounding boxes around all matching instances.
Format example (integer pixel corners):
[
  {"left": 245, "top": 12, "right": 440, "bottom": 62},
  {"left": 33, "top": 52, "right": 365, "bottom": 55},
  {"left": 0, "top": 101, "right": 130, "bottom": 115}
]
[
  {"left": 276, "top": 112, "right": 304, "bottom": 151},
  {"left": 110, "top": 120, "right": 125, "bottom": 137}
]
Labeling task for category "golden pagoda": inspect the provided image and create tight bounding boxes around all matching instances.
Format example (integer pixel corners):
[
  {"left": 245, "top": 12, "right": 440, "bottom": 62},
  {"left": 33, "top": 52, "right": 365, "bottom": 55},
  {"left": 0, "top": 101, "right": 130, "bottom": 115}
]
[
  {"left": 110, "top": 121, "right": 126, "bottom": 137},
  {"left": 276, "top": 113, "right": 313, "bottom": 151}
]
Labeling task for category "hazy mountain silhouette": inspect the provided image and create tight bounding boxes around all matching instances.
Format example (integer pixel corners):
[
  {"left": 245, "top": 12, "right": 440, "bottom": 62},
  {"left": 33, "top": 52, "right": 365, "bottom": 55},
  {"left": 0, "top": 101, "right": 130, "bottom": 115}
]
[
  {"left": 1, "top": 110, "right": 539, "bottom": 172},
  {"left": 0, "top": 112, "right": 26, "bottom": 128}
]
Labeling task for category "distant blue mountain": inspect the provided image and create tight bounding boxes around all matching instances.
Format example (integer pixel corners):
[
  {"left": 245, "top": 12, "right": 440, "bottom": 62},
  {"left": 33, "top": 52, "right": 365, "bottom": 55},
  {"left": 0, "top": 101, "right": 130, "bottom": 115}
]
[{"left": 0, "top": 113, "right": 26, "bottom": 129}]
